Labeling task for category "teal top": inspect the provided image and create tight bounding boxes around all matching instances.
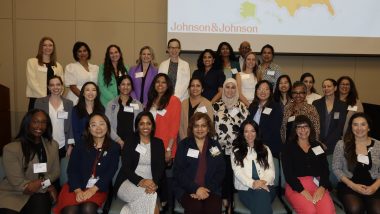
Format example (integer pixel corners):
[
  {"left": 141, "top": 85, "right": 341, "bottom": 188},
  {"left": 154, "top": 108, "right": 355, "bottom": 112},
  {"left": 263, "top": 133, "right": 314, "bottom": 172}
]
[{"left": 97, "top": 64, "right": 129, "bottom": 107}]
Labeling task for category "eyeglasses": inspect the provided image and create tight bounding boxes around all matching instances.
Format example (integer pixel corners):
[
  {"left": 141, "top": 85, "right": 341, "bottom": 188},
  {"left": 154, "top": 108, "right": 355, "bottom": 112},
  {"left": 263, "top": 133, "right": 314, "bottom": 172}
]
[
  {"left": 296, "top": 125, "right": 310, "bottom": 130},
  {"left": 240, "top": 46, "right": 251, "bottom": 50}
]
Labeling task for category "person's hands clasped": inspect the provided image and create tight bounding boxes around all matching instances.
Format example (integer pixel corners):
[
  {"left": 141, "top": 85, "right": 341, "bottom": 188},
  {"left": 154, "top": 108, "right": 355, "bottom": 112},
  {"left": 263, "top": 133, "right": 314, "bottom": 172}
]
[
  {"left": 252, "top": 180, "right": 269, "bottom": 191},
  {"left": 74, "top": 189, "right": 85, "bottom": 202},
  {"left": 349, "top": 182, "right": 368, "bottom": 195},
  {"left": 301, "top": 190, "right": 314, "bottom": 203},
  {"left": 362, "top": 184, "right": 378, "bottom": 195},
  {"left": 23, "top": 179, "right": 42, "bottom": 195},
  {"left": 83, "top": 186, "right": 98, "bottom": 200},
  {"left": 195, "top": 187, "right": 210, "bottom": 200},
  {"left": 312, "top": 187, "right": 325, "bottom": 204},
  {"left": 138, "top": 179, "right": 157, "bottom": 194}
]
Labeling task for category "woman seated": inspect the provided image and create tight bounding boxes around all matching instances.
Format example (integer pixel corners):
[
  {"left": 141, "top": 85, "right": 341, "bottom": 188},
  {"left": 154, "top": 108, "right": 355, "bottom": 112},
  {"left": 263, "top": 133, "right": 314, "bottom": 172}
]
[
  {"left": 54, "top": 113, "right": 119, "bottom": 214},
  {"left": 173, "top": 112, "right": 225, "bottom": 213},
  {"left": 0, "top": 109, "right": 60, "bottom": 214},
  {"left": 332, "top": 112, "right": 380, "bottom": 214},
  {"left": 282, "top": 115, "right": 335, "bottom": 214},
  {"left": 114, "top": 111, "right": 166, "bottom": 214},
  {"left": 231, "top": 120, "right": 276, "bottom": 214}
]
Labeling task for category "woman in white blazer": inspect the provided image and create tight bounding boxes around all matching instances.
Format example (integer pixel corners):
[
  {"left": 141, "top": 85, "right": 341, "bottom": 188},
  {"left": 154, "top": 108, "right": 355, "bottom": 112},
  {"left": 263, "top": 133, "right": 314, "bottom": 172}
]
[
  {"left": 158, "top": 38, "right": 190, "bottom": 101},
  {"left": 231, "top": 119, "right": 275, "bottom": 214}
]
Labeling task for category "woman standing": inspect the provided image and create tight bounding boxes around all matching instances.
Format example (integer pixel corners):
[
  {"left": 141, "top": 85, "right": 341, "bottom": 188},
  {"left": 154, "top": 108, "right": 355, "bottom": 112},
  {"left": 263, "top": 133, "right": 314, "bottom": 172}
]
[
  {"left": 65, "top": 41, "right": 99, "bottom": 104},
  {"left": 35, "top": 75, "right": 74, "bottom": 158},
  {"left": 105, "top": 75, "right": 143, "bottom": 148},
  {"left": 26, "top": 37, "right": 63, "bottom": 110},
  {"left": 179, "top": 77, "right": 214, "bottom": 140},
  {"left": 158, "top": 38, "right": 190, "bottom": 101},
  {"left": 273, "top": 75, "right": 292, "bottom": 110},
  {"left": 114, "top": 111, "right": 166, "bottom": 214},
  {"left": 214, "top": 78, "right": 249, "bottom": 212},
  {"left": 300, "top": 72, "right": 321, "bottom": 104},
  {"left": 332, "top": 113, "right": 380, "bottom": 213},
  {"left": 248, "top": 80, "right": 283, "bottom": 158},
  {"left": 97, "top": 44, "right": 128, "bottom": 107},
  {"left": 257, "top": 44, "right": 282, "bottom": 88},
  {"left": 231, "top": 120, "right": 276, "bottom": 214},
  {"left": 336, "top": 76, "right": 364, "bottom": 135},
  {"left": 54, "top": 113, "right": 119, "bottom": 214},
  {"left": 236, "top": 52, "right": 258, "bottom": 107},
  {"left": 313, "top": 79, "right": 347, "bottom": 154},
  {"left": 281, "top": 81, "right": 320, "bottom": 144},
  {"left": 192, "top": 49, "right": 225, "bottom": 103},
  {"left": 0, "top": 109, "right": 59, "bottom": 214},
  {"left": 72, "top": 82, "right": 105, "bottom": 145},
  {"left": 282, "top": 115, "right": 335, "bottom": 214},
  {"left": 216, "top": 42, "right": 240, "bottom": 79},
  {"left": 129, "top": 46, "right": 158, "bottom": 106},
  {"left": 173, "top": 112, "right": 225, "bottom": 213}
]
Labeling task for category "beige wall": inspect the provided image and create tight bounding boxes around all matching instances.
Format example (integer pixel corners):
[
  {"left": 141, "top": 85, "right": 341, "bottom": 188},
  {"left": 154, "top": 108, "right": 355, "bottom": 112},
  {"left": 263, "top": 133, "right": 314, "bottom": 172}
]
[{"left": 1, "top": 0, "right": 379, "bottom": 137}]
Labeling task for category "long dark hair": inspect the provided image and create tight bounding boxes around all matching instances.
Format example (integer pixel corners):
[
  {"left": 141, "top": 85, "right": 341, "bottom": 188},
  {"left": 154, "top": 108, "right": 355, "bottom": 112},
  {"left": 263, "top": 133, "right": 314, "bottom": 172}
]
[
  {"left": 232, "top": 120, "right": 269, "bottom": 169},
  {"left": 216, "top": 42, "right": 238, "bottom": 62},
  {"left": 82, "top": 113, "right": 112, "bottom": 150},
  {"left": 72, "top": 41, "right": 91, "bottom": 61},
  {"left": 288, "top": 115, "right": 320, "bottom": 147},
  {"left": 146, "top": 73, "right": 174, "bottom": 110},
  {"left": 196, "top": 49, "right": 221, "bottom": 71},
  {"left": 343, "top": 112, "right": 372, "bottom": 171},
  {"left": 273, "top": 75, "right": 292, "bottom": 103},
  {"left": 251, "top": 80, "right": 273, "bottom": 108},
  {"left": 75, "top": 82, "right": 105, "bottom": 118},
  {"left": 336, "top": 76, "right": 359, "bottom": 106},
  {"left": 134, "top": 111, "right": 156, "bottom": 137},
  {"left": 102, "top": 44, "right": 128, "bottom": 87},
  {"left": 300, "top": 72, "right": 317, "bottom": 93},
  {"left": 16, "top": 109, "right": 53, "bottom": 172}
]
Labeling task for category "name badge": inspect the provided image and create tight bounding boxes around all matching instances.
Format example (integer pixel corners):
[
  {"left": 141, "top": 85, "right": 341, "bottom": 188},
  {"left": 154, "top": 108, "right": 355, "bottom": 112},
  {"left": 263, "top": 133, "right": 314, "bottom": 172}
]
[
  {"left": 357, "top": 154, "right": 369, "bottom": 165},
  {"left": 334, "top": 112, "right": 340, "bottom": 119},
  {"left": 38, "top": 65, "right": 47, "bottom": 73},
  {"left": 130, "top": 103, "right": 139, "bottom": 110},
  {"left": 124, "top": 106, "right": 134, "bottom": 113},
  {"left": 135, "top": 72, "right": 144, "bottom": 78},
  {"left": 240, "top": 73, "right": 250, "bottom": 80},
  {"left": 262, "top": 107, "right": 272, "bottom": 115},
  {"left": 86, "top": 176, "right": 99, "bottom": 188},
  {"left": 57, "top": 111, "right": 68, "bottom": 119},
  {"left": 157, "top": 109, "right": 167, "bottom": 116},
  {"left": 229, "top": 108, "right": 239, "bottom": 117},
  {"left": 196, "top": 106, "right": 207, "bottom": 113},
  {"left": 231, "top": 68, "right": 238, "bottom": 74},
  {"left": 33, "top": 163, "right": 47, "bottom": 173},
  {"left": 312, "top": 146, "right": 324, "bottom": 155},
  {"left": 313, "top": 177, "right": 320, "bottom": 186},
  {"left": 288, "top": 116, "right": 295, "bottom": 122},
  {"left": 41, "top": 179, "right": 51, "bottom": 189},
  {"left": 135, "top": 144, "right": 147, "bottom": 155},
  {"left": 267, "top": 70, "right": 275, "bottom": 76},
  {"left": 347, "top": 105, "right": 358, "bottom": 111},
  {"left": 187, "top": 148, "right": 199, "bottom": 158}
]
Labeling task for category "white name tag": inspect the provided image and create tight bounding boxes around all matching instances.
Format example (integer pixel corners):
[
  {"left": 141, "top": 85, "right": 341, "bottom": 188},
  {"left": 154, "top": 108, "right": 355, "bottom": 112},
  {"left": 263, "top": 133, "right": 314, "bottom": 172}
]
[
  {"left": 347, "top": 105, "right": 358, "bottom": 111},
  {"left": 357, "top": 154, "right": 369, "bottom": 165},
  {"left": 313, "top": 177, "right": 320, "bottom": 186},
  {"left": 262, "top": 107, "right": 272, "bottom": 115},
  {"left": 135, "top": 144, "right": 147, "bottom": 155},
  {"left": 124, "top": 106, "right": 134, "bottom": 113},
  {"left": 231, "top": 68, "right": 238, "bottom": 74},
  {"left": 288, "top": 116, "right": 295, "bottom": 122},
  {"left": 33, "top": 163, "right": 47, "bottom": 173},
  {"left": 196, "top": 106, "right": 207, "bottom": 113},
  {"left": 135, "top": 72, "right": 144, "bottom": 78},
  {"left": 130, "top": 103, "right": 139, "bottom": 110},
  {"left": 86, "top": 177, "right": 99, "bottom": 188},
  {"left": 57, "top": 111, "right": 68, "bottom": 119},
  {"left": 312, "top": 146, "right": 324, "bottom": 155},
  {"left": 187, "top": 148, "right": 199, "bottom": 158},
  {"left": 41, "top": 179, "right": 51, "bottom": 189},
  {"left": 240, "top": 73, "right": 250, "bottom": 80},
  {"left": 229, "top": 108, "right": 239, "bottom": 117},
  {"left": 334, "top": 112, "right": 340, "bottom": 119},
  {"left": 38, "top": 65, "right": 47, "bottom": 73},
  {"left": 267, "top": 70, "right": 275, "bottom": 76},
  {"left": 157, "top": 109, "right": 167, "bottom": 116}
]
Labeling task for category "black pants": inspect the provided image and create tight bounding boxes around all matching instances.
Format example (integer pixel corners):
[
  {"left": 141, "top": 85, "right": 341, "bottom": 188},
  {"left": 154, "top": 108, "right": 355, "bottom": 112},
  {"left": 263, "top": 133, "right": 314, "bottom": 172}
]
[{"left": 0, "top": 192, "right": 52, "bottom": 214}]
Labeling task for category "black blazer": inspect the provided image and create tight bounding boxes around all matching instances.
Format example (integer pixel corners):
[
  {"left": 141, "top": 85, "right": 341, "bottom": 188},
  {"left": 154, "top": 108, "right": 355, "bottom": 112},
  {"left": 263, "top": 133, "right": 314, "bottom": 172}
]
[
  {"left": 313, "top": 97, "right": 347, "bottom": 154},
  {"left": 114, "top": 135, "right": 165, "bottom": 193},
  {"left": 248, "top": 101, "right": 283, "bottom": 157}
]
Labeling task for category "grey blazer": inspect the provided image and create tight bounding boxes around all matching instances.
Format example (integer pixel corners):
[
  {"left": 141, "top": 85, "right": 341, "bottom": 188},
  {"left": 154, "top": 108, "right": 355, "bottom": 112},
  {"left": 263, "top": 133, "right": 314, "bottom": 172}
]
[{"left": 34, "top": 96, "right": 74, "bottom": 147}]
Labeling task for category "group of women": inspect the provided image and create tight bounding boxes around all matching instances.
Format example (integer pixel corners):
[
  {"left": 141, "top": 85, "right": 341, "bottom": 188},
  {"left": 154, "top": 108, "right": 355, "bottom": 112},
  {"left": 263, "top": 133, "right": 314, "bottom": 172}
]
[{"left": 0, "top": 36, "right": 378, "bottom": 214}]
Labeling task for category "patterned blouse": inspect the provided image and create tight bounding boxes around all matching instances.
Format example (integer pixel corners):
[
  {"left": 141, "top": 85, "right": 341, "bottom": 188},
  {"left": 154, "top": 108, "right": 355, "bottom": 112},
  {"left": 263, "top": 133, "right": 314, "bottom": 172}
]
[
  {"left": 213, "top": 100, "right": 249, "bottom": 155},
  {"left": 257, "top": 62, "right": 281, "bottom": 89},
  {"left": 280, "top": 101, "right": 320, "bottom": 143}
]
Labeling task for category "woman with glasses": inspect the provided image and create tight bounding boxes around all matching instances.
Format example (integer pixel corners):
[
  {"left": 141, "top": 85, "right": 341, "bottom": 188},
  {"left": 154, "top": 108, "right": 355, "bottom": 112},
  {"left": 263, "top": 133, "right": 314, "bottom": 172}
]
[
  {"left": 282, "top": 115, "right": 335, "bottom": 214},
  {"left": 281, "top": 81, "right": 320, "bottom": 144},
  {"left": 313, "top": 79, "right": 347, "bottom": 154}
]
